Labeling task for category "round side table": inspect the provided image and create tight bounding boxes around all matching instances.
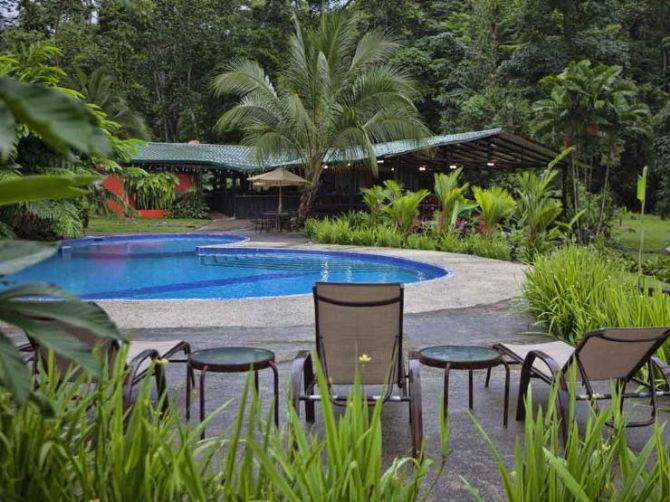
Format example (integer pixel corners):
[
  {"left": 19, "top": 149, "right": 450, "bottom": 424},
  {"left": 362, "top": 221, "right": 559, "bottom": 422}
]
[
  {"left": 418, "top": 345, "right": 510, "bottom": 426},
  {"left": 186, "top": 347, "right": 279, "bottom": 437}
]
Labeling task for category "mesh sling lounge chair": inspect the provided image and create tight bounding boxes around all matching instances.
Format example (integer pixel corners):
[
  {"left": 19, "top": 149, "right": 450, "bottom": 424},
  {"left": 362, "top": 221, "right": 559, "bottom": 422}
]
[
  {"left": 291, "top": 282, "right": 423, "bottom": 457},
  {"left": 27, "top": 304, "right": 192, "bottom": 411},
  {"left": 494, "top": 327, "right": 670, "bottom": 441}
]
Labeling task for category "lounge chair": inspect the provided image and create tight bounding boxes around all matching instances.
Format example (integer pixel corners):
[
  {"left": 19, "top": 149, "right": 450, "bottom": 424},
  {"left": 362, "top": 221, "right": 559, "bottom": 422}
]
[
  {"left": 494, "top": 327, "right": 670, "bottom": 440},
  {"left": 27, "top": 304, "right": 192, "bottom": 411},
  {"left": 291, "top": 282, "right": 423, "bottom": 457}
]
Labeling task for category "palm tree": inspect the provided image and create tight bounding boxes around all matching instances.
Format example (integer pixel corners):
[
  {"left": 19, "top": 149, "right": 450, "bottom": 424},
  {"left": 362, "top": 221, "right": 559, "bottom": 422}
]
[
  {"left": 212, "top": 11, "right": 428, "bottom": 224},
  {"left": 72, "top": 68, "right": 150, "bottom": 140}
]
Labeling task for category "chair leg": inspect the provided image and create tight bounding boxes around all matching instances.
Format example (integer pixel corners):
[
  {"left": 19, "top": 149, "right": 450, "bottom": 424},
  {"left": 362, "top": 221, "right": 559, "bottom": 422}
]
[
  {"left": 154, "top": 363, "right": 169, "bottom": 414},
  {"left": 408, "top": 355, "right": 423, "bottom": 458},
  {"left": 304, "top": 356, "right": 315, "bottom": 423},
  {"left": 556, "top": 386, "right": 569, "bottom": 445},
  {"left": 485, "top": 368, "right": 491, "bottom": 388},
  {"left": 516, "top": 367, "right": 532, "bottom": 422}
]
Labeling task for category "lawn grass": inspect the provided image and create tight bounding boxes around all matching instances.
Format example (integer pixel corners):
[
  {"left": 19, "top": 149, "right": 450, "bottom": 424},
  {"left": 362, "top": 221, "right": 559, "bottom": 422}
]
[
  {"left": 86, "top": 216, "right": 211, "bottom": 235},
  {"left": 612, "top": 212, "right": 670, "bottom": 255}
]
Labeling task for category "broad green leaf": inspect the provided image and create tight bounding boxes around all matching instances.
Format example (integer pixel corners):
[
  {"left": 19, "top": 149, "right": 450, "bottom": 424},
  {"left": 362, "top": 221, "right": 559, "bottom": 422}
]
[
  {"left": 0, "top": 174, "right": 100, "bottom": 206},
  {"left": 0, "top": 77, "right": 111, "bottom": 156},
  {"left": 0, "top": 101, "right": 15, "bottom": 157},
  {"left": 636, "top": 166, "right": 647, "bottom": 204},
  {"left": 0, "top": 333, "right": 32, "bottom": 404},
  {"left": 0, "top": 283, "right": 121, "bottom": 381},
  {"left": 0, "top": 283, "right": 121, "bottom": 341},
  {"left": 0, "top": 240, "right": 59, "bottom": 276}
]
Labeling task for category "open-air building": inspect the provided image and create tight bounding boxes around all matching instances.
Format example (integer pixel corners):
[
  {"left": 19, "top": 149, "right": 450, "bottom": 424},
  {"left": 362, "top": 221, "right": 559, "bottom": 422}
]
[{"left": 120, "top": 128, "right": 566, "bottom": 218}]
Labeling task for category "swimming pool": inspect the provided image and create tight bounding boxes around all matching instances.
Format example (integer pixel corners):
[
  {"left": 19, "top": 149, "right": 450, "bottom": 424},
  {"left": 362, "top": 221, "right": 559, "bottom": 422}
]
[{"left": 8, "top": 234, "right": 448, "bottom": 300}]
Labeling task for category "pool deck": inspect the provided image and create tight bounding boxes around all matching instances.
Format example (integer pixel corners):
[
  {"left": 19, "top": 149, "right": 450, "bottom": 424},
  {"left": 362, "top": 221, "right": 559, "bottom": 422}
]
[{"left": 98, "top": 233, "right": 526, "bottom": 329}]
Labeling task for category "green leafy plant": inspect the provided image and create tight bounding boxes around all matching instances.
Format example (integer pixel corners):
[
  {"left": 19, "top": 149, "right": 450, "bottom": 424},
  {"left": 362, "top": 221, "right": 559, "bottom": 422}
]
[
  {"left": 170, "top": 189, "right": 210, "bottom": 219},
  {"left": 472, "top": 185, "right": 516, "bottom": 238},
  {"left": 433, "top": 168, "right": 472, "bottom": 233},
  {"left": 524, "top": 245, "right": 670, "bottom": 360},
  {"left": 383, "top": 189, "right": 430, "bottom": 236},
  {"left": 513, "top": 169, "right": 563, "bottom": 258},
  {"left": 637, "top": 165, "right": 648, "bottom": 280},
  {"left": 363, "top": 185, "right": 389, "bottom": 224},
  {"left": 471, "top": 375, "right": 670, "bottom": 501},
  {"left": 0, "top": 76, "right": 121, "bottom": 407},
  {"left": 0, "top": 352, "right": 436, "bottom": 500},
  {"left": 0, "top": 178, "right": 121, "bottom": 409},
  {"left": 122, "top": 167, "right": 179, "bottom": 210}
]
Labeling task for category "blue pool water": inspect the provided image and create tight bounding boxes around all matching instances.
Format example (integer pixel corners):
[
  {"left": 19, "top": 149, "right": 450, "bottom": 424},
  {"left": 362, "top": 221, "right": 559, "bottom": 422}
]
[{"left": 8, "top": 234, "right": 448, "bottom": 300}]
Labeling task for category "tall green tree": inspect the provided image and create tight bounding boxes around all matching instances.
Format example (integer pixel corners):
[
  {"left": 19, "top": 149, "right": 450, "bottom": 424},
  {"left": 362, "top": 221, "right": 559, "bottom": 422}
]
[
  {"left": 213, "top": 11, "right": 429, "bottom": 223},
  {"left": 531, "top": 60, "right": 650, "bottom": 237}
]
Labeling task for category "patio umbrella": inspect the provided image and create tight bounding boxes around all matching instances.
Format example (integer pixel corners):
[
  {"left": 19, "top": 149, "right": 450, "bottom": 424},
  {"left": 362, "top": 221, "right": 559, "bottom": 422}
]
[{"left": 248, "top": 167, "right": 308, "bottom": 212}]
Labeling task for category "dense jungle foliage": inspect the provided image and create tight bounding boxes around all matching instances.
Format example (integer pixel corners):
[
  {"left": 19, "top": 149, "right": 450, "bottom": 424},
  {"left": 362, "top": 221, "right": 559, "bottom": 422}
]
[{"left": 0, "top": 0, "right": 668, "bottom": 212}]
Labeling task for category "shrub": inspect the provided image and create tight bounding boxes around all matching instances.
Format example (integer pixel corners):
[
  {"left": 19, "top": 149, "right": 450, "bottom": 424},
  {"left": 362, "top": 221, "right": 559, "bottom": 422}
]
[
  {"left": 350, "top": 227, "right": 377, "bottom": 246},
  {"left": 406, "top": 233, "right": 438, "bottom": 250},
  {"left": 373, "top": 224, "right": 404, "bottom": 248},
  {"left": 642, "top": 254, "right": 670, "bottom": 283},
  {"left": 523, "top": 245, "right": 670, "bottom": 352},
  {"left": 463, "top": 232, "right": 512, "bottom": 260},
  {"left": 0, "top": 352, "right": 435, "bottom": 500},
  {"left": 384, "top": 189, "right": 430, "bottom": 236},
  {"left": 473, "top": 375, "right": 670, "bottom": 501},
  {"left": 122, "top": 167, "right": 179, "bottom": 210},
  {"left": 472, "top": 186, "right": 515, "bottom": 238},
  {"left": 169, "top": 189, "right": 209, "bottom": 218}
]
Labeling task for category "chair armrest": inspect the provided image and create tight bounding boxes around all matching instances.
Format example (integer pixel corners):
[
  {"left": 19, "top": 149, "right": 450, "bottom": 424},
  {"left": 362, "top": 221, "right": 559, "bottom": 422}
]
[
  {"left": 522, "top": 350, "right": 564, "bottom": 382},
  {"left": 125, "top": 348, "right": 160, "bottom": 404}
]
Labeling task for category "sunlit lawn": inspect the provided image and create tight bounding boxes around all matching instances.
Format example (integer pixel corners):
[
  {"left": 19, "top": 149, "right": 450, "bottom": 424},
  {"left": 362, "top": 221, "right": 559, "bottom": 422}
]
[
  {"left": 612, "top": 213, "right": 670, "bottom": 255},
  {"left": 87, "top": 216, "right": 211, "bottom": 234}
]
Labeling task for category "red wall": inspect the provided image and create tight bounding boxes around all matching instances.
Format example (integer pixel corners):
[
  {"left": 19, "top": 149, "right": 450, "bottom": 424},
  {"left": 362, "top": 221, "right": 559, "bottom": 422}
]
[{"left": 102, "top": 172, "right": 194, "bottom": 216}]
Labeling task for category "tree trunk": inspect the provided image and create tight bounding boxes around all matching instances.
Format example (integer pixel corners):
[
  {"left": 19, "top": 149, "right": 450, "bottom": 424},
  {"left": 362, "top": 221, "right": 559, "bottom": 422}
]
[
  {"left": 296, "top": 183, "right": 319, "bottom": 227},
  {"left": 595, "top": 164, "right": 611, "bottom": 235}
]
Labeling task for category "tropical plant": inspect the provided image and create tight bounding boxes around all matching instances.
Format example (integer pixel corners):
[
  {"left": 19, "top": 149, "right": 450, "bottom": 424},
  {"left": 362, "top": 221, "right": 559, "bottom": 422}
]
[
  {"left": 362, "top": 185, "right": 389, "bottom": 224},
  {"left": 0, "top": 76, "right": 121, "bottom": 407},
  {"left": 0, "top": 353, "right": 436, "bottom": 500},
  {"left": 523, "top": 245, "right": 670, "bottom": 362},
  {"left": 212, "top": 11, "right": 429, "bottom": 225},
  {"left": 637, "top": 166, "right": 648, "bottom": 280},
  {"left": 513, "top": 169, "right": 562, "bottom": 256},
  {"left": 384, "top": 189, "right": 430, "bottom": 236},
  {"left": 531, "top": 60, "right": 651, "bottom": 241},
  {"left": 472, "top": 185, "right": 515, "bottom": 238},
  {"left": 433, "top": 168, "right": 471, "bottom": 233},
  {"left": 169, "top": 189, "right": 210, "bottom": 219},
  {"left": 472, "top": 375, "right": 670, "bottom": 501},
  {"left": 0, "top": 43, "right": 142, "bottom": 239},
  {"left": 122, "top": 167, "right": 179, "bottom": 210},
  {"left": 70, "top": 67, "right": 150, "bottom": 140}
]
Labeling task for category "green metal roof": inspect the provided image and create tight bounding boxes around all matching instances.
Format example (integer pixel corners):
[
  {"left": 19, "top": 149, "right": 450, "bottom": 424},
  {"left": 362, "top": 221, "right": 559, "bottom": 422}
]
[{"left": 130, "top": 128, "right": 562, "bottom": 173}]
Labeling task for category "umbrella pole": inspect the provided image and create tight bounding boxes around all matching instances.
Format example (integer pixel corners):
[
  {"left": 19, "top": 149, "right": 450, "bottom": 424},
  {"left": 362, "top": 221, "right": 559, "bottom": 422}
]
[{"left": 278, "top": 186, "right": 283, "bottom": 213}]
